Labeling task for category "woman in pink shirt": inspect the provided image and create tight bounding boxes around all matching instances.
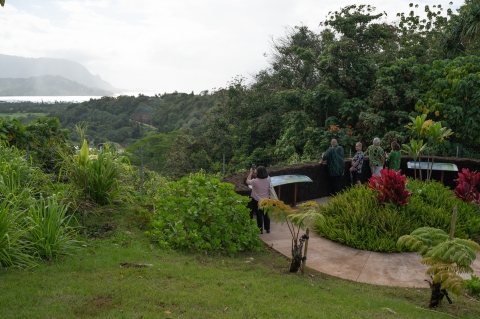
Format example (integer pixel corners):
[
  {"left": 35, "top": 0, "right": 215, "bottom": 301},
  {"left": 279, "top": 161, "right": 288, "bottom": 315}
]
[{"left": 246, "top": 166, "right": 271, "bottom": 234}]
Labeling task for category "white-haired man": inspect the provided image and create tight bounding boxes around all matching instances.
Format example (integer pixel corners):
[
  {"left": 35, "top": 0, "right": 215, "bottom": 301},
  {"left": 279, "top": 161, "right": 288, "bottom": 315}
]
[{"left": 364, "top": 137, "right": 385, "bottom": 177}]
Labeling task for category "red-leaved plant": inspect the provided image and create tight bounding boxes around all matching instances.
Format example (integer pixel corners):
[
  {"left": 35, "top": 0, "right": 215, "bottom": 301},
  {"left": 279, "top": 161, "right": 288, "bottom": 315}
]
[
  {"left": 368, "top": 169, "right": 411, "bottom": 206},
  {"left": 454, "top": 168, "right": 480, "bottom": 204}
]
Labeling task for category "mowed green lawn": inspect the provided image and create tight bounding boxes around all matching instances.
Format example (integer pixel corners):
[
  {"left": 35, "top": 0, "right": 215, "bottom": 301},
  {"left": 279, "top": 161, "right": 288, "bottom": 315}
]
[{"left": 1, "top": 227, "right": 480, "bottom": 319}]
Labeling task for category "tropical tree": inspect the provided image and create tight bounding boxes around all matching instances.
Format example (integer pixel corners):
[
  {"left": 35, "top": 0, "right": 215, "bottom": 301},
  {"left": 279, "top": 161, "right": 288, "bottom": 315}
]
[
  {"left": 398, "top": 207, "right": 480, "bottom": 307},
  {"left": 404, "top": 115, "right": 431, "bottom": 181},
  {"left": 396, "top": 3, "right": 454, "bottom": 63},
  {"left": 443, "top": 0, "right": 480, "bottom": 57},
  {"left": 425, "top": 122, "right": 454, "bottom": 180},
  {"left": 416, "top": 55, "right": 480, "bottom": 145},
  {"left": 402, "top": 139, "right": 427, "bottom": 180},
  {"left": 259, "top": 199, "right": 323, "bottom": 273}
]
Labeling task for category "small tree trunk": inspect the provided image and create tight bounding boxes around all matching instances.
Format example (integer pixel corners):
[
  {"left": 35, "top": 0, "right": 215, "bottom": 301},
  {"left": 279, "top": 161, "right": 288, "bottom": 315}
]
[
  {"left": 289, "top": 233, "right": 309, "bottom": 273},
  {"left": 418, "top": 156, "right": 423, "bottom": 182},
  {"left": 301, "top": 228, "right": 310, "bottom": 275},
  {"left": 289, "top": 244, "right": 303, "bottom": 273},
  {"left": 429, "top": 280, "right": 445, "bottom": 308}
]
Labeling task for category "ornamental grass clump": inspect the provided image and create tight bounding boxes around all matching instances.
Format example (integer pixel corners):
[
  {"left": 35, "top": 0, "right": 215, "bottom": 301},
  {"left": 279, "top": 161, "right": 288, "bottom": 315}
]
[
  {"left": 147, "top": 172, "right": 262, "bottom": 255},
  {"left": 24, "top": 196, "right": 81, "bottom": 261},
  {"left": 314, "top": 180, "right": 480, "bottom": 252},
  {"left": 368, "top": 168, "right": 411, "bottom": 206},
  {"left": 0, "top": 196, "right": 36, "bottom": 269}
]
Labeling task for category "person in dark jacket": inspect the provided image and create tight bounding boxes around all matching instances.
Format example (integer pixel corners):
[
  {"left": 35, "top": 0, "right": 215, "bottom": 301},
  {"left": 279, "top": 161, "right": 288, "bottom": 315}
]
[{"left": 320, "top": 139, "right": 345, "bottom": 195}]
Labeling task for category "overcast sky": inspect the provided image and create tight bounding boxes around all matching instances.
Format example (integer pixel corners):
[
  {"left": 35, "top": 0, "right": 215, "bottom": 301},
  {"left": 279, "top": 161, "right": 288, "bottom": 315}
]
[{"left": 0, "top": 0, "right": 458, "bottom": 94}]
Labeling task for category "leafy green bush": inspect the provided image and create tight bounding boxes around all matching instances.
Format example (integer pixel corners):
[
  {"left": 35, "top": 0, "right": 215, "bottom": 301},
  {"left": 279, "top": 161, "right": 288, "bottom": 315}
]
[
  {"left": 465, "top": 275, "right": 480, "bottom": 299},
  {"left": 147, "top": 172, "right": 262, "bottom": 255},
  {"left": 314, "top": 180, "right": 480, "bottom": 252},
  {"left": 0, "top": 145, "right": 46, "bottom": 204},
  {"left": 25, "top": 196, "right": 80, "bottom": 261}
]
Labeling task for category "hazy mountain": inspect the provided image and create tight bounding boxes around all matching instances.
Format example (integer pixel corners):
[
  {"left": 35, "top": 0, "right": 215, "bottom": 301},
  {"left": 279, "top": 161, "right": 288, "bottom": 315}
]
[
  {"left": 0, "top": 54, "right": 118, "bottom": 92},
  {"left": 0, "top": 76, "right": 113, "bottom": 96}
]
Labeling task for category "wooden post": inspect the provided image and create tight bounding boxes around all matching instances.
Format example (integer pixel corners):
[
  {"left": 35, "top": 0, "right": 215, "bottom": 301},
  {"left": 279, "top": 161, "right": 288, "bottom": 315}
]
[
  {"left": 277, "top": 185, "right": 282, "bottom": 200},
  {"left": 293, "top": 183, "right": 298, "bottom": 207},
  {"left": 449, "top": 205, "right": 458, "bottom": 240},
  {"left": 301, "top": 227, "right": 310, "bottom": 275}
]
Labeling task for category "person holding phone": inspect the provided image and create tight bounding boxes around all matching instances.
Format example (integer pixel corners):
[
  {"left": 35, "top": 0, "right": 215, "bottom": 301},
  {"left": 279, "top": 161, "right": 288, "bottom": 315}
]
[{"left": 246, "top": 166, "right": 271, "bottom": 234}]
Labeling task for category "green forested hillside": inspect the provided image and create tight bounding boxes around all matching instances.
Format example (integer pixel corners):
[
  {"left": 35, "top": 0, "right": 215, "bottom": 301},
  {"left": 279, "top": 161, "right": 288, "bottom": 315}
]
[
  {"left": 46, "top": 92, "right": 217, "bottom": 146},
  {"left": 152, "top": 91, "right": 217, "bottom": 135},
  {"left": 51, "top": 95, "right": 151, "bottom": 145},
  {"left": 0, "top": 101, "right": 69, "bottom": 125}
]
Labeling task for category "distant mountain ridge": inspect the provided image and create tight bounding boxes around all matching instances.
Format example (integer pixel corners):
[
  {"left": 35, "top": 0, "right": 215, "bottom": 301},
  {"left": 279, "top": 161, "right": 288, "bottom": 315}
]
[
  {"left": 0, "top": 76, "right": 113, "bottom": 96},
  {"left": 0, "top": 54, "right": 118, "bottom": 93}
]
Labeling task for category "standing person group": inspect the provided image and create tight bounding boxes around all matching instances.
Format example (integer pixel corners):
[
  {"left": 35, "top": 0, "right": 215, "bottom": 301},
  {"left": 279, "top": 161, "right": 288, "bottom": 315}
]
[
  {"left": 246, "top": 166, "right": 270, "bottom": 234},
  {"left": 319, "top": 138, "right": 402, "bottom": 192}
]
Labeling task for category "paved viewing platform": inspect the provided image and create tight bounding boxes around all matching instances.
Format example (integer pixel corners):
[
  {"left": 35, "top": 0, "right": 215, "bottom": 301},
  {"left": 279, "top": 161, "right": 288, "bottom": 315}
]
[{"left": 259, "top": 198, "right": 480, "bottom": 288}]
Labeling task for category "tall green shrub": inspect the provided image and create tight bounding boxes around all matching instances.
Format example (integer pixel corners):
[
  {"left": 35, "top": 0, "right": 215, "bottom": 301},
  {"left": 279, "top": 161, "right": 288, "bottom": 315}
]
[
  {"left": 62, "top": 140, "right": 133, "bottom": 205},
  {"left": 147, "top": 172, "right": 262, "bottom": 255}
]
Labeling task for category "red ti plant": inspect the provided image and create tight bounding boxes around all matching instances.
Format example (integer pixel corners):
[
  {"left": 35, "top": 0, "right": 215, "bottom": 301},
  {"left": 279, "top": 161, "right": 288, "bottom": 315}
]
[
  {"left": 454, "top": 168, "right": 480, "bottom": 204},
  {"left": 368, "top": 169, "right": 411, "bottom": 206}
]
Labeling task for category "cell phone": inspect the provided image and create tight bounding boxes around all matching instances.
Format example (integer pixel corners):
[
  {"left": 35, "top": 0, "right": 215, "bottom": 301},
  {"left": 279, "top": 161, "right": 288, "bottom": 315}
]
[{"left": 251, "top": 164, "right": 256, "bottom": 170}]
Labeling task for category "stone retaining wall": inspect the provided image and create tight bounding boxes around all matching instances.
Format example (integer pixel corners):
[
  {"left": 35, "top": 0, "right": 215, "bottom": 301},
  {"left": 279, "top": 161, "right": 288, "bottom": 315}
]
[{"left": 223, "top": 156, "right": 480, "bottom": 205}]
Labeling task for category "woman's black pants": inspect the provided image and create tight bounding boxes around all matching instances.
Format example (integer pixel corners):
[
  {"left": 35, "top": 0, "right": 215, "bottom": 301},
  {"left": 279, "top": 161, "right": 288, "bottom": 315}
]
[{"left": 249, "top": 197, "right": 270, "bottom": 232}]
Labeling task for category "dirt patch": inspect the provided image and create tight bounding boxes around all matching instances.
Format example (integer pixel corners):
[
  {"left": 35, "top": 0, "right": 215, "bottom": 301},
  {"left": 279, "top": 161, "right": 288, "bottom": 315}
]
[{"left": 73, "top": 294, "right": 119, "bottom": 317}]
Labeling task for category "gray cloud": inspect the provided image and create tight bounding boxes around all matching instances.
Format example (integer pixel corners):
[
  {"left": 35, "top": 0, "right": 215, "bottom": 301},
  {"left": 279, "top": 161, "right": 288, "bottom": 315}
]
[{"left": 0, "top": 0, "right": 458, "bottom": 93}]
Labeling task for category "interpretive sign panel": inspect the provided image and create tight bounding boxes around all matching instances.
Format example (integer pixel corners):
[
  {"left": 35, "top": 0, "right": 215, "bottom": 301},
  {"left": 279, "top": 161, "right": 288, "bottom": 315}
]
[
  {"left": 407, "top": 162, "right": 458, "bottom": 171},
  {"left": 270, "top": 175, "right": 313, "bottom": 187}
]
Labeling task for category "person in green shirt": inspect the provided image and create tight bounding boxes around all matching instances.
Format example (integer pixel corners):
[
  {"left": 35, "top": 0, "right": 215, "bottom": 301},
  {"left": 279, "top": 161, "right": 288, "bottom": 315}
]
[
  {"left": 364, "top": 137, "right": 385, "bottom": 177},
  {"left": 387, "top": 141, "right": 401, "bottom": 171},
  {"left": 320, "top": 139, "right": 345, "bottom": 194}
]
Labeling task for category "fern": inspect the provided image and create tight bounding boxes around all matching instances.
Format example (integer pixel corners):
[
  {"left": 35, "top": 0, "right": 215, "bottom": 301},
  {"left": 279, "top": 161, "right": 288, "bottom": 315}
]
[
  {"left": 425, "top": 239, "right": 478, "bottom": 268},
  {"left": 397, "top": 217, "right": 480, "bottom": 306},
  {"left": 397, "top": 227, "right": 448, "bottom": 255}
]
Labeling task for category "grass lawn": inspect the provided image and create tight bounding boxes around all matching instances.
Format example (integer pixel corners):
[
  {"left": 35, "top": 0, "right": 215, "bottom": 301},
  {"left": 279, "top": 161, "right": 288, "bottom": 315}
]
[{"left": 1, "top": 209, "right": 480, "bottom": 319}]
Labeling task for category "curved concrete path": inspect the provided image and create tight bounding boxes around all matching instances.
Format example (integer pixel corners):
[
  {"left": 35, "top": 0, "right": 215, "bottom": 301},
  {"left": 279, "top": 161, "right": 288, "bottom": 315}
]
[{"left": 259, "top": 198, "right": 480, "bottom": 288}]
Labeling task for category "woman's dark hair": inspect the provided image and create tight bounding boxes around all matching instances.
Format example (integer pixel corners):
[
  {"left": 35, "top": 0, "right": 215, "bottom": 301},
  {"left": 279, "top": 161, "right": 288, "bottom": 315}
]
[
  {"left": 391, "top": 141, "right": 400, "bottom": 151},
  {"left": 256, "top": 166, "right": 269, "bottom": 179}
]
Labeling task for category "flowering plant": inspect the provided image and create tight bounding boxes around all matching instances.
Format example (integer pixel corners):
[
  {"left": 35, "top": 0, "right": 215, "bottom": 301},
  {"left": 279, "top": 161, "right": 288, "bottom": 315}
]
[
  {"left": 368, "top": 169, "right": 411, "bottom": 206},
  {"left": 454, "top": 168, "right": 480, "bottom": 204}
]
